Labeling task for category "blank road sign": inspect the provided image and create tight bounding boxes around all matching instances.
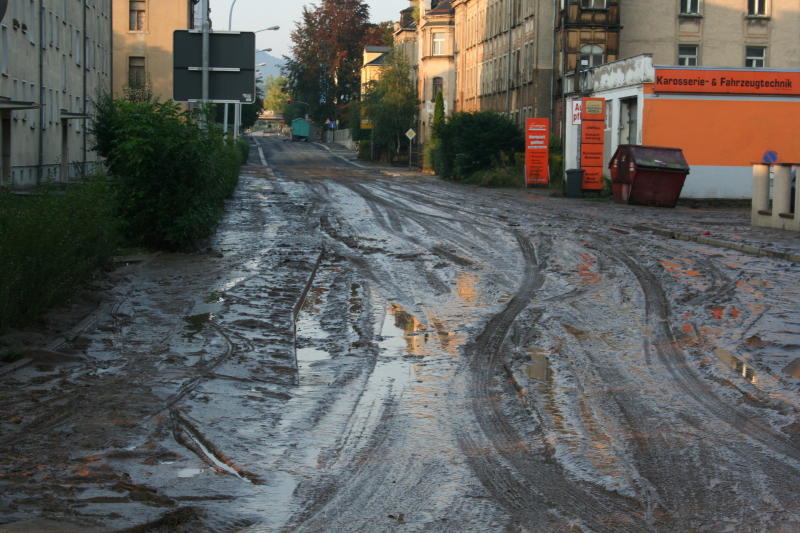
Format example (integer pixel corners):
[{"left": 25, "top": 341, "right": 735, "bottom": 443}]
[{"left": 173, "top": 31, "right": 256, "bottom": 103}]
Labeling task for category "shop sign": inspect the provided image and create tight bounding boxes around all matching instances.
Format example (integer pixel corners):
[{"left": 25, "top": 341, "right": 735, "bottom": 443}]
[
  {"left": 525, "top": 118, "right": 550, "bottom": 186},
  {"left": 655, "top": 68, "right": 800, "bottom": 96},
  {"left": 580, "top": 97, "right": 605, "bottom": 191}
]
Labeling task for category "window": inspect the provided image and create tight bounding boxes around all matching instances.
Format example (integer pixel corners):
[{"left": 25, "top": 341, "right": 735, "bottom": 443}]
[
  {"left": 745, "top": 46, "right": 765, "bottom": 67},
  {"left": 678, "top": 44, "right": 698, "bottom": 66},
  {"left": 128, "top": 56, "right": 146, "bottom": 87},
  {"left": 432, "top": 32, "right": 445, "bottom": 55},
  {"left": 432, "top": 77, "right": 443, "bottom": 101},
  {"left": 579, "top": 45, "right": 604, "bottom": 68},
  {"left": 680, "top": 0, "right": 699, "bottom": 14},
  {"left": 748, "top": 0, "right": 766, "bottom": 16},
  {"left": 129, "top": 1, "right": 146, "bottom": 31},
  {"left": 581, "top": 0, "right": 606, "bottom": 8}
]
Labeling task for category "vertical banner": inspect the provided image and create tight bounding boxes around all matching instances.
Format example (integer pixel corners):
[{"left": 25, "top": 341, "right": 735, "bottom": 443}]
[
  {"left": 580, "top": 97, "right": 606, "bottom": 191},
  {"left": 525, "top": 118, "right": 550, "bottom": 185}
]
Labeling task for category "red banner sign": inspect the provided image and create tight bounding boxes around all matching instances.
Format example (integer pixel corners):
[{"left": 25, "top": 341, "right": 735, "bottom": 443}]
[
  {"left": 525, "top": 118, "right": 550, "bottom": 185},
  {"left": 655, "top": 68, "right": 800, "bottom": 96}
]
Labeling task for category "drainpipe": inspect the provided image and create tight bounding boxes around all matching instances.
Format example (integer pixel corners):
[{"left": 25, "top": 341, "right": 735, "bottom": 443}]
[
  {"left": 82, "top": 0, "right": 87, "bottom": 176},
  {"left": 504, "top": 0, "right": 512, "bottom": 113},
  {"left": 37, "top": 0, "right": 43, "bottom": 184}
]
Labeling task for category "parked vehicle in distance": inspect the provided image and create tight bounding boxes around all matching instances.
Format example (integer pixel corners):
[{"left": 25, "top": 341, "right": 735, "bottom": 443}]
[{"left": 291, "top": 118, "right": 311, "bottom": 142}]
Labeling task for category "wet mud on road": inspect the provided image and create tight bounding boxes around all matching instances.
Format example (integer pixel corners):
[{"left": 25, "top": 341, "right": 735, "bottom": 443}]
[{"left": 1, "top": 135, "right": 800, "bottom": 531}]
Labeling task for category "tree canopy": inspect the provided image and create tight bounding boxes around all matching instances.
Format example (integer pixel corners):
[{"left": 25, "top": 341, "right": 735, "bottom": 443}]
[
  {"left": 283, "top": 0, "right": 391, "bottom": 126},
  {"left": 361, "top": 49, "right": 417, "bottom": 160}
]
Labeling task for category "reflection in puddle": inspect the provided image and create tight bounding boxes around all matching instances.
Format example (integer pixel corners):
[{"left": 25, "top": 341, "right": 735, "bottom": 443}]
[
  {"left": 184, "top": 313, "right": 213, "bottom": 337},
  {"left": 177, "top": 467, "right": 205, "bottom": 478},
  {"left": 526, "top": 348, "right": 551, "bottom": 383},
  {"left": 716, "top": 348, "right": 758, "bottom": 385}
]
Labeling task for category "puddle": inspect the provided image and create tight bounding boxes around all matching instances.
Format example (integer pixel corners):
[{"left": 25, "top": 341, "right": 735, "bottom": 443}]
[
  {"left": 526, "top": 348, "right": 551, "bottom": 382},
  {"left": 184, "top": 313, "right": 214, "bottom": 337},
  {"left": 381, "top": 304, "right": 428, "bottom": 357},
  {"left": 715, "top": 348, "right": 759, "bottom": 385},
  {"left": 177, "top": 467, "right": 205, "bottom": 478}
]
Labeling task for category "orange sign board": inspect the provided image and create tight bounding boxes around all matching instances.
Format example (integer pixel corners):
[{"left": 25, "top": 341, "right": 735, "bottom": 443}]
[
  {"left": 582, "top": 167, "right": 604, "bottom": 189},
  {"left": 655, "top": 68, "right": 800, "bottom": 96},
  {"left": 581, "top": 98, "right": 606, "bottom": 121},
  {"left": 581, "top": 121, "right": 604, "bottom": 144},
  {"left": 525, "top": 118, "right": 550, "bottom": 185},
  {"left": 580, "top": 142, "right": 604, "bottom": 167}
]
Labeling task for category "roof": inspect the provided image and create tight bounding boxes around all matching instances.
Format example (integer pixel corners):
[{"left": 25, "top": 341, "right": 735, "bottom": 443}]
[
  {"left": 428, "top": 0, "right": 454, "bottom": 15},
  {"left": 365, "top": 46, "right": 391, "bottom": 53}
]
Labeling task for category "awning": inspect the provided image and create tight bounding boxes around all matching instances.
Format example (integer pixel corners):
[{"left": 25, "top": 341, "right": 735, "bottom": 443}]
[
  {"left": 0, "top": 99, "right": 38, "bottom": 110},
  {"left": 60, "top": 110, "right": 89, "bottom": 120}
]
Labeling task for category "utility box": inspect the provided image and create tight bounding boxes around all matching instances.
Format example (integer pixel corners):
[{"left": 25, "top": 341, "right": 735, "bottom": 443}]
[{"left": 609, "top": 145, "right": 690, "bottom": 207}]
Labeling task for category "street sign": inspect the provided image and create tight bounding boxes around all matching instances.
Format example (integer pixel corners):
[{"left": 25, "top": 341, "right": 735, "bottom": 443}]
[
  {"left": 360, "top": 119, "right": 373, "bottom": 130},
  {"left": 405, "top": 129, "right": 416, "bottom": 141},
  {"left": 173, "top": 31, "right": 256, "bottom": 103}
]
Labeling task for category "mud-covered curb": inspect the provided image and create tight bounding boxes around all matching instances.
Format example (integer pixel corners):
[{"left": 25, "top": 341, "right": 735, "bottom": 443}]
[{"left": 635, "top": 225, "right": 800, "bottom": 263}]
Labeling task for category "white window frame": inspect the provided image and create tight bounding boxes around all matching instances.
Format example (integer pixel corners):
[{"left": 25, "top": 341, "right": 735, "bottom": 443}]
[
  {"left": 678, "top": 44, "right": 698, "bottom": 66},
  {"left": 745, "top": 45, "right": 766, "bottom": 67},
  {"left": 748, "top": 0, "right": 767, "bottom": 16},
  {"left": 579, "top": 44, "right": 604, "bottom": 69},
  {"left": 432, "top": 32, "right": 445, "bottom": 56},
  {"left": 581, "top": 0, "right": 607, "bottom": 9},
  {"left": 680, "top": 0, "right": 700, "bottom": 14}
]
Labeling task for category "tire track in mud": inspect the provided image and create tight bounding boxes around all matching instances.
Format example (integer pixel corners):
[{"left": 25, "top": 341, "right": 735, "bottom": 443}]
[
  {"left": 462, "top": 231, "right": 648, "bottom": 532},
  {"left": 595, "top": 235, "right": 800, "bottom": 464}
]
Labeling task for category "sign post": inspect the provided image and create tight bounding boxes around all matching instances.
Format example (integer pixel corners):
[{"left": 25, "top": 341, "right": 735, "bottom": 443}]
[
  {"left": 406, "top": 129, "right": 416, "bottom": 169},
  {"left": 579, "top": 97, "right": 606, "bottom": 191},
  {"left": 524, "top": 118, "right": 550, "bottom": 186}
]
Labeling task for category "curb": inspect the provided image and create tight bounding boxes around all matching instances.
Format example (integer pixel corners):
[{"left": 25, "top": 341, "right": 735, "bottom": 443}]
[{"left": 634, "top": 225, "right": 800, "bottom": 263}]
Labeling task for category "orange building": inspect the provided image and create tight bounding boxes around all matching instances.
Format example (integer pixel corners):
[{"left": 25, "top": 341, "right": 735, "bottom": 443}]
[{"left": 565, "top": 54, "right": 800, "bottom": 199}]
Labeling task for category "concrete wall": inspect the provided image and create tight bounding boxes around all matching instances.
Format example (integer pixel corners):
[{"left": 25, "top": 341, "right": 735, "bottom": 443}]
[{"left": 0, "top": 0, "right": 112, "bottom": 188}]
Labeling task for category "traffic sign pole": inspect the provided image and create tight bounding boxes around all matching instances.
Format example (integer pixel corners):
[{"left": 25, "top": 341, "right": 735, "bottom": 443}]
[{"left": 200, "top": 0, "right": 210, "bottom": 119}]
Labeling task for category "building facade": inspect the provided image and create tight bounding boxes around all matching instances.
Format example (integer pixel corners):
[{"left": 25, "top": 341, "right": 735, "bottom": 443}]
[
  {"left": 0, "top": 0, "right": 112, "bottom": 187},
  {"left": 452, "top": 0, "right": 554, "bottom": 126},
  {"left": 111, "top": 0, "right": 197, "bottom": 102}
]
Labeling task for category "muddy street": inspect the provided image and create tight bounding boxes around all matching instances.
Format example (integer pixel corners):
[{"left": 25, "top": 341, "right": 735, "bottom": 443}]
[{"left": 2, "top": 135, "right": 800, "bottom": 532}]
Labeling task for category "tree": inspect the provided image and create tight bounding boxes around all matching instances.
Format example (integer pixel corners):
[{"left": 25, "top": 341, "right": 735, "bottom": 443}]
[
  {"left": 284, "top": 0, "right": 372, "bottom": 125},
  {"left": 361, "top": 49, "right": 417, "bottom": 162},
  {"left": 263, "top": 75, "right": 289, "bottom": 116}
]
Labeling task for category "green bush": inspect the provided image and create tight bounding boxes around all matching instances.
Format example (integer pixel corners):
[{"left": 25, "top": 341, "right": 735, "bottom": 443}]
[
  {"left": 435, "top": 111, "right": 523, "bottom": 180},
  {"left": 0, "top": 178, "right": 119, "bottom": 330},
  {"left": 549, "top": 134, "right": 564, "bottom": 189},
  {"left": 464, "top": 164, "right": 524, "bottom": 188},
  {"left": 92, "top": 96, "right": 243, "bottom": 249}
]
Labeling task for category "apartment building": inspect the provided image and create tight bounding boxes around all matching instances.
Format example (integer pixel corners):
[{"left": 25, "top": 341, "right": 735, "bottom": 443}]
[
  {"left": 620, "top": 0, "right": 800, "bottom": 70},
  {"left": 111, "top": 0, "right": 197, "bottom": 102},
  {"left": 453, "top": 0, "right": 554, "bottom": 125},
  {"left": 0, "top": 0, "right": 112, "bottom": 188}
]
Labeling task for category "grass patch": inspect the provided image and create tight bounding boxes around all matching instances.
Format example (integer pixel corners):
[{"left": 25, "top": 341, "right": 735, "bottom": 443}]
[{"left": 0, "top": 178, "right": 119, "bottom": 331}]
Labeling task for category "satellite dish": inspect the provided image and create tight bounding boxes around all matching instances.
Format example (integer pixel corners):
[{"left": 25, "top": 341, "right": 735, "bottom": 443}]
[{"left": 0, "top": 1, "right": 6, "bottom": 22}]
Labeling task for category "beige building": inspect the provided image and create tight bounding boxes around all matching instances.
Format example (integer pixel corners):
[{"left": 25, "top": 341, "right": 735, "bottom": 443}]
[
  {"left": 452, "top": 0, "right": 554, "bottom": 125},
  {"left": 619, "top": 0, "right": 800, "bottom": 69},
  {"left": 0, "top": 0, "right": 112, "bottom": 187},
  {"left": 112, "top": 0, "right": 197, "bottom": 101},
  {"left": 361, "top": 46, "right": 391, "bottom": 94},
  {"left": 414, "top": 1, "right": 457, "bottom": 144}
]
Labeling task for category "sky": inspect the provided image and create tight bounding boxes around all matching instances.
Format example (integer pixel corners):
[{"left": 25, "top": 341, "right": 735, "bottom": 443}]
[{"left": 211, "top": 0, "right": 409, "bottom": 58}]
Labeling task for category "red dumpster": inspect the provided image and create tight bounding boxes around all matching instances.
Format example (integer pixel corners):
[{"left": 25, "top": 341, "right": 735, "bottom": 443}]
[{"left": 609, "top": 145, "right": 690, "bottom": 207}]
